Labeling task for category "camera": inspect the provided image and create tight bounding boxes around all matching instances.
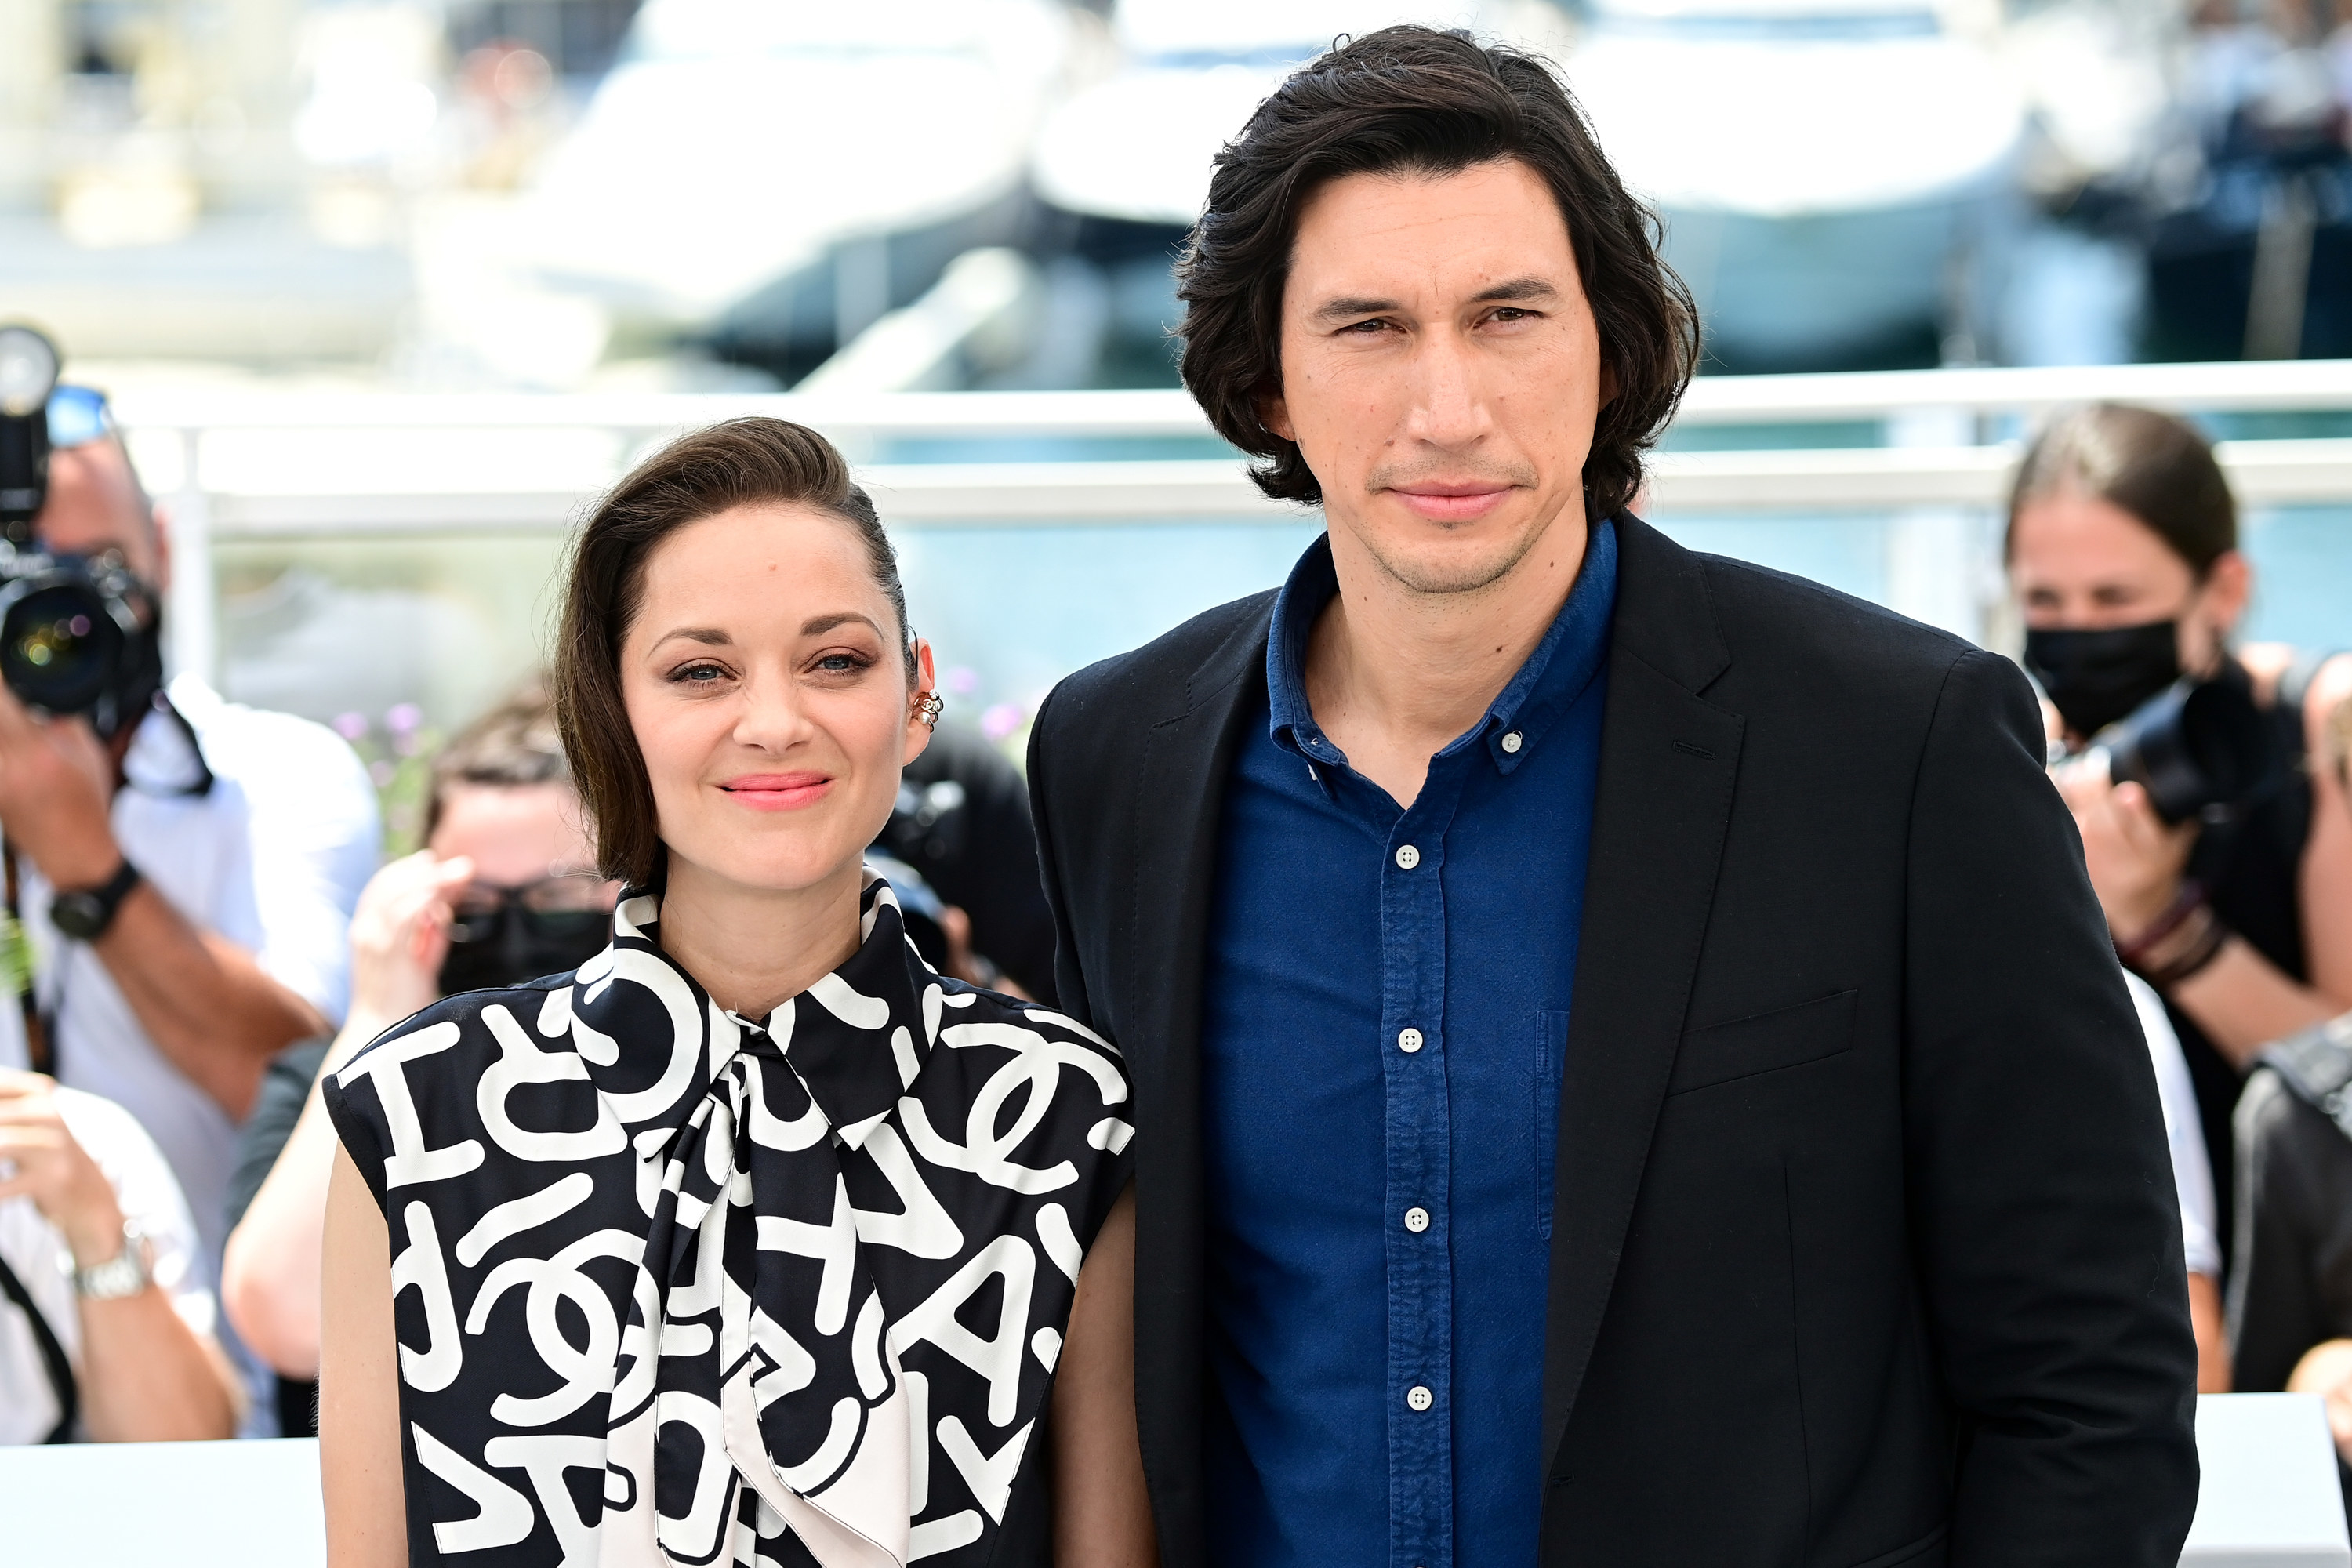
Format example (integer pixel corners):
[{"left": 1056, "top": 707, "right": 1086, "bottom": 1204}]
[
  {"left": 2094, "top": 670, "right": 2279, "bottom": 826},
  {"left": 0, "top": 325, "right": 163, "bottom": 739}
]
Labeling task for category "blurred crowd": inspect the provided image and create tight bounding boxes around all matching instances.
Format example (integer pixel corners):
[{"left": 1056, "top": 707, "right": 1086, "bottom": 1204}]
[{"left": 12, "top": 377, "right": 2352, "bottom": 1523}]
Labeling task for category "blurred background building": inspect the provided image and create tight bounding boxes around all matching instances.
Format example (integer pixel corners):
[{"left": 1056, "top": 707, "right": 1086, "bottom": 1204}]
[{"left": 5, "top": 0, "right": 2351, "bottom": 799}]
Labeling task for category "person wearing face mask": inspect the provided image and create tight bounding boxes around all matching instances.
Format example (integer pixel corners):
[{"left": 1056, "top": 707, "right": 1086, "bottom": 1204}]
[
  {"left": 2013, "top": 403, "right": 2352, "bottom": 1300},
  {"left": 219, "top": 684, "right": 620, "bottom": 1436}
]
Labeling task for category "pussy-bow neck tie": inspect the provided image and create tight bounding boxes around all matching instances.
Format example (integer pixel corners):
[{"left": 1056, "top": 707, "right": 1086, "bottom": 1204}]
[{"left": 580, "top": 877, "right": 945, "bottom": 1567}]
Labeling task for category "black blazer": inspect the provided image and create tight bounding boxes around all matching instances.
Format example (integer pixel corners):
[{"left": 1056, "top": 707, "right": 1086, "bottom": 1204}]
[{"left": 1026, "top": 516, "right": 2198, "bottom": 1567}]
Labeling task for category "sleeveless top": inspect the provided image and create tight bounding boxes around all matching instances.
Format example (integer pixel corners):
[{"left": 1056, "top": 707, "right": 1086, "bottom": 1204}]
[{"left": 324, "top": 873, "right": 1134, "bottom": 1568}]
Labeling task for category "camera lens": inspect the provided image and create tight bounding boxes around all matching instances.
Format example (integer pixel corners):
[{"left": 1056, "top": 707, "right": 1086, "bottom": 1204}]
[{"left": 2, "top": 581, "right": 122, "bottom": 713}]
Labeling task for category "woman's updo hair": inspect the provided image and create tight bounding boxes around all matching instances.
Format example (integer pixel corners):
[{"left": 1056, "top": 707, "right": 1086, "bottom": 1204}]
[
  {"left": 551, "top": 416, "right": 913, "bottom": 886},
  {"left": 2005, "top": 402, "right": 2238, "bottom": 578}
]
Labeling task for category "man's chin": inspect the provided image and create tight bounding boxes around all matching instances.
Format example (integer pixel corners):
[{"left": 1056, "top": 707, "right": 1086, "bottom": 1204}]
[{"left": 1359, "top": 528, "right": 1549, "bottom": 598}]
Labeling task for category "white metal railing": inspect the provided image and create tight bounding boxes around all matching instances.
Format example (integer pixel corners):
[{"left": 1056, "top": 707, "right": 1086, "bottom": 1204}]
[{"left": 109, "top": 360, "right": 2352, "bottom": 678}]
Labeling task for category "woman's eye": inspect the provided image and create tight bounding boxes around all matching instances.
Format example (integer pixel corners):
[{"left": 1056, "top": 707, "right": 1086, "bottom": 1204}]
[
  {"left": 812, "top": 652, "right": 873, "bottom": 675},
  {"left": 669, "top": 662, "right": 729, "bottom": 684}
]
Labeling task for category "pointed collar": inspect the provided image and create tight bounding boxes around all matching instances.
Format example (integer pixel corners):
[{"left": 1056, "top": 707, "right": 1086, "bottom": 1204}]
[{"left": 566, "top": 869, "right": 943, "bottom": 1153}]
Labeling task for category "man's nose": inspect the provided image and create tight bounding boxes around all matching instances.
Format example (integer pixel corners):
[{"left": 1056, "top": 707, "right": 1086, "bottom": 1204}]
[{"left": 1403, "top": 328, "right": 1491, "bottom": 449}]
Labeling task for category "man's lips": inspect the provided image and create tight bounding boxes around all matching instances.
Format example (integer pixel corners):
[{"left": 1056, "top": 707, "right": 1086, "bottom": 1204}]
[
  {"left": 719, "top": 772, "right": 833, "bottom": 811},
  {"left": 1388, "top": 481, "right": 1515, "bottom": 522}
]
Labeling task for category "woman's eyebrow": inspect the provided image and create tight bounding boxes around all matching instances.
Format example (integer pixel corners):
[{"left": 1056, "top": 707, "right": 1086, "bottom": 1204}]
[
  {"left": 652, "top": 626, "right": 731, "bottom": 648},
  {"left": 801, "top": 612, "right": 882, "bottom": 637}
]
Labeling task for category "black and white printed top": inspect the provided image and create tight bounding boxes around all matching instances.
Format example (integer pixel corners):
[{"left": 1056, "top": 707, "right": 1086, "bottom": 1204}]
[{"left": 324, "top": 873, "right": 1134, "bottom": 1568}]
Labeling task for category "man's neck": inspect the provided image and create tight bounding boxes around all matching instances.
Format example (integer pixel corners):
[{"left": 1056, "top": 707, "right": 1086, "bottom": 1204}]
[{"left": 1302, "top": 517, "right": 1588, "bottom": 811}]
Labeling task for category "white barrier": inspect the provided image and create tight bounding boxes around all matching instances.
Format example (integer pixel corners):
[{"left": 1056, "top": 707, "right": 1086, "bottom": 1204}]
[
  {"left": 99, "top": 360, "right": 2352, "bottom": 684},
  {"left": 0, "top": 1395, "right": 2339, "bottom": 1563}
]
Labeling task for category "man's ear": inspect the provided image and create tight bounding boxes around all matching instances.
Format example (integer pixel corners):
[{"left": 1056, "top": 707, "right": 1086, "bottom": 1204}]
[
  {"left": 147, "top": 499, "right": 173, "bottom": 593},
  {"left": 1259, "top": 389, "right": 1295, "bottom": 445}
]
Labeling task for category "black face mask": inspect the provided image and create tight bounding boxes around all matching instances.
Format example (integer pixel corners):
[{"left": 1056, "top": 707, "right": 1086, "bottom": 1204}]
[
  {"left": 2022, "top": 620, "right": 2182, "bottom": 740},
  {"left": 437, "top": 899, "right": 613, "bottom": 997}
]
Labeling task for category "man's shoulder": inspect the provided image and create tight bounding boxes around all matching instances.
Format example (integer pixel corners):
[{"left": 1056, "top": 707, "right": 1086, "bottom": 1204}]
[
  {"left": 172, "top": 678, "right": 372, "bottom": 797},
  {"left": 1679, "top": 546, "right": 1989, "bottom": 710},
  {"left": 1042, "top": 589, "right": 1276, "bottom": 733}
]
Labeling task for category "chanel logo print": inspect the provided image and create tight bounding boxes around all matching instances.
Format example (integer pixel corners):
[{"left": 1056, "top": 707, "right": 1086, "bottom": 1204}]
[{"left": 326, "top": 875, "right": 1134, "bottom": 1566}]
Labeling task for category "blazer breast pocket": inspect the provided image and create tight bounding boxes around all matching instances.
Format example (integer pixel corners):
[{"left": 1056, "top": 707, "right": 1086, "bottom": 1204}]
[{"left": 1668, "top": 989, "right": 1858, "bottom": 1097}]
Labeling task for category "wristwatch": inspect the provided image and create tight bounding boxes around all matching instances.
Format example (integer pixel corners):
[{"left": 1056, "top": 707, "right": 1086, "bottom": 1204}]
[
  {"left": 64, "top": 1219, "right": 151, "bottom": 1300},
  {"left": 49, "top": 860, "right": 141, "bottom": 942}
]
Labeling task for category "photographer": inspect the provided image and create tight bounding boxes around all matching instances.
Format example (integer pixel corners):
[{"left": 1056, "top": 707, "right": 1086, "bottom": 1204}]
[
  {"left": 0, "top": 1068, "right": 241, "bottom": 1443},
  {"left": 0, "top": 335, "right": 379, "bottom": 1324},
  {"left": 877, "top": 720, "right": 1057, "bottom": 1000},
  {"left": 2013, "top": 402, "right": 2352, "bottom": 1275},
  {"left": 220, "top": 686, "right": 616, "bottom": 1425}
]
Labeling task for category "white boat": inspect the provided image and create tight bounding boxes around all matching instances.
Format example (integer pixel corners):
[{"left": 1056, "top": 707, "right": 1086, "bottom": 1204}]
[
  {"left": 1030, "top": 1, "right": 1557, "bottom": 232},
  {"left": 519, "top": 0, "right": 1073, "bottom": 338},
  {"left": 1566, "top": 0, "right": 2024, "bottom": 368}
]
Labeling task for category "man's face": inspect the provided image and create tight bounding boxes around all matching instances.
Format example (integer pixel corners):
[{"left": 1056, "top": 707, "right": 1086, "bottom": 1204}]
[
  {"left": 1265, "top": 158, "right": 1606, "bottom": 597},
  {"left": 34, "top": 437, "right": 165, "bottom": 587}
]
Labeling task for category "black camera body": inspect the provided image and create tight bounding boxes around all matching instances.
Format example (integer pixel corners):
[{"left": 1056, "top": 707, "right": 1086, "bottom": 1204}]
[
  {"left": 2094, "top": 668, "right": 2279, "bottom": 826},
  {"left": 0, "top": 325, "right": 164, "bottom": 739}
]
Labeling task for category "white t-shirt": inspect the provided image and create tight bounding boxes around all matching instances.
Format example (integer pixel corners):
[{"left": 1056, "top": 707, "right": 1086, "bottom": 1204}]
[
  {"left": 0, "top": 674, "right": 379, "bottom": 1273},
  {"left": 0, "top": 1086, "right": 217, "bottom": 1445},
  {"left": 2129, "top": 974, "right": 2223, "bottom": 1281}
]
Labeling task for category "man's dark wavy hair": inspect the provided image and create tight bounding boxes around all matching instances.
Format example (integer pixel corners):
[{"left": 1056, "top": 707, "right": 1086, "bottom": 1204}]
[{"left": 1176, "top": 25, "right": 1699, "bottom": 517}]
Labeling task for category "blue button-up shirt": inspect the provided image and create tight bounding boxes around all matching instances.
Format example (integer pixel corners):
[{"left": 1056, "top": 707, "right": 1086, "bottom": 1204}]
[{"left": 1199, "top": 521, "right": 1618, "bottom": 1568}]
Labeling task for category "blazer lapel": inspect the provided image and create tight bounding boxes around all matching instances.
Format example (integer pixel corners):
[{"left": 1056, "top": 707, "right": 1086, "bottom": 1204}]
[
  {"left": 1541, "top": 516, "right": 1745, "bottom": 1471},
  {"left": 1119, "top": 601, "right": 1270, "bottom": 1559}
]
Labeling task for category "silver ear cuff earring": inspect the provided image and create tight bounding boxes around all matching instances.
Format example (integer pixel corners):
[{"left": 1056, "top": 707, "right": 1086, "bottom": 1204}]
[{"left": 916, "top": 692, "right": 945, "bottom": 729}]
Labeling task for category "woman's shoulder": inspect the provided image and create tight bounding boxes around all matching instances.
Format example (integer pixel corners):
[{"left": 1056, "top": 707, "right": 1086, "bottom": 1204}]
[
  {"left": 346, "top": 974, "right": 583, "bottom": 1072},
  {"left": 322, "top": 975, "right": 592, "bottom": 1191},
  {"left": 927, "top": 977, "right": 1122, "bottom": 1060}
]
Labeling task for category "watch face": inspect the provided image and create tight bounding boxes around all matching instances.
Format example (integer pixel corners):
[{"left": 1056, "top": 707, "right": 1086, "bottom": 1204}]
[{"left": 50, "top": 892, "right": 104, "bottom": 941}]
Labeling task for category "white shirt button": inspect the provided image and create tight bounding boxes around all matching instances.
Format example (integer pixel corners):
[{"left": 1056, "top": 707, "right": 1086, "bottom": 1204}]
[
  {"left": 1501, "top": 731, "right": 1523, "bottom": 754},
  {"left": 1397, "top": 1027, "right": 1424, "bottom": 1054},
  {"left": 1404, "top": 1207, "right": 1430, "bottom": 1232},
  {"left": 1394, "top": 844, "right": 1421, "bottom": 870},
  {"left": 1406, "top": 1385, "right": 1434, "bottom": 1412}
]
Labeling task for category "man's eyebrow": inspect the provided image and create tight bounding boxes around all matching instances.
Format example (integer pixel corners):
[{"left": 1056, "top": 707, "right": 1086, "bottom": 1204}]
[
  {"left": 1307, "top": 278, "right": 1563, "bottom": 322},
  {"left": 1471, "top": 277, "right": 1562, "bottom": 304},
  {"left": 1308, "top": 295, "right": 1401, "bottom": 324},
  {"left": 802, "top": 612, "right": 883, "bottom": 637}
]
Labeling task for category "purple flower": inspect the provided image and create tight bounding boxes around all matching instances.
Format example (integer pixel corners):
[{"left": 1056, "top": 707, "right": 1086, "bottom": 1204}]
[
  {"left": 945, "top": 666, "right": 981, "bottom": 696},
  {"left": 332, "top": 711, "right": 368, "bottom": 742},
  {"left": 980, "top": 702, "right": 1024, "bottom": 742},
  {"left": 368, "top": 758, "right": 397, "bottom": 789},
  {"left": 386, "top": 702, "right": 423, "bottom": 735}
]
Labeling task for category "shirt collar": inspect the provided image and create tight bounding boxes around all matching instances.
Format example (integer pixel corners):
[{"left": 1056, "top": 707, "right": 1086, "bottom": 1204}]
[
  {"left": 120, "top": 690, "right": 214, "bottom": 797},
  {"left": 568, "top": 868, "right": 942, "bottom": 1152},
  {"left": 1264, "top": 517, "right": 1619, "bottom": 778}
]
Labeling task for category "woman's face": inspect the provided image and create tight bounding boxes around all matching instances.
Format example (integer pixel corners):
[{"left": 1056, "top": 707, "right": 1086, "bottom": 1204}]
[
  {"left": 2009, "top": 487, "right": 2249, "bottom": 679},
  {"left": 619, "top": 503, "right": 932, "bottom": 899}
]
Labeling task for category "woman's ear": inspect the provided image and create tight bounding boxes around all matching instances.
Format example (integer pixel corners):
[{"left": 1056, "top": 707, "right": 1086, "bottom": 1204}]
[
  {"left": 2201, "top": 549, "right": 2253, "bottom": 637},
  {"left": 904, "top": 638, "right": 938, "bottom": 764}
]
